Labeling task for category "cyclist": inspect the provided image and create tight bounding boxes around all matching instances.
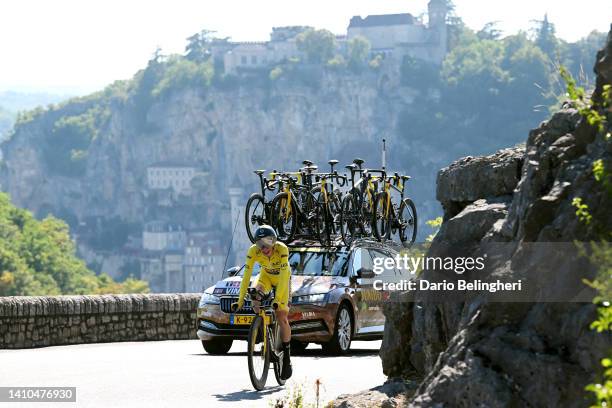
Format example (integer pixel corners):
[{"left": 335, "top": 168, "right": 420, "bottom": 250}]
[{"left": 232, "top": 225, "right": 293, "bottom": 380}]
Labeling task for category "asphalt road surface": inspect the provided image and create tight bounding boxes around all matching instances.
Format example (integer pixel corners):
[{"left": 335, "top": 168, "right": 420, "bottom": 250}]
[{"left": 0, "top": 340, "right": 385, "bottom": 407}]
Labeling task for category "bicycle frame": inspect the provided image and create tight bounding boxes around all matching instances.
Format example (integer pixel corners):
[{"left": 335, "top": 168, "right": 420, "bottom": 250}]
[{"left": 382, "top": 175, "right": 405, "bottom": 218}]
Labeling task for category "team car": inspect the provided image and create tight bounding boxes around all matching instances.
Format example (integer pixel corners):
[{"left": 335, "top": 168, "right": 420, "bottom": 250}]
[{"left": 196, "top": 238, "right": 406, "bottom": 355}]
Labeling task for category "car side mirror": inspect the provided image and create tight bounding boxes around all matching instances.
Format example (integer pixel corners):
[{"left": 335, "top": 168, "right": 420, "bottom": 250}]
[
  {"left": 226, "top": 266, "right": 241, "bottom": 277},
  {"left": 357, "top": 268, "right": 375, "bottom": 279}
]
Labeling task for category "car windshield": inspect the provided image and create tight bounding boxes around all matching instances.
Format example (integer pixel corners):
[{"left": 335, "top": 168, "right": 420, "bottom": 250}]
[
  {"left": 288, "top": 251, "right": 349, "bottom": 276},
  {"left": 237, "top": 263, "right": 261, "bottom": 276}
]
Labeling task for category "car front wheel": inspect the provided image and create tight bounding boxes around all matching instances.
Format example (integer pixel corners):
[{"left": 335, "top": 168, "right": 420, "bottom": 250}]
[
  {"left": 202, "top": 339, "right": 233, "bottom": 355},
  {"left": 322, "top": 304, "right": 352, "bottom": 355}
]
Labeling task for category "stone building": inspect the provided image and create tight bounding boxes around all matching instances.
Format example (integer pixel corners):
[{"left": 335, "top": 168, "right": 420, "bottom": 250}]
[
  {"left": 142, "top": 221, "right": 186, "bottom": 252},
  {"left": 146, "top": 162, "right": 199, "bottom": 196},
  {"left": 183, "top": 237, "right": 226, "bottom": 293},
  {"left": 215, "top": 0, "right": 448, "bottom": 74},
  {"left": 347, "top": 0, "right": 449, "bottom": 64},
  {"left": 219, "top": 26, "right": 311, "bottom": 74}
]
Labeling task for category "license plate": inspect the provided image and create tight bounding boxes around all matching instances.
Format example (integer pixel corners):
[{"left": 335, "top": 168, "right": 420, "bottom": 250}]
[{"left": 230, "top": 315, "right": 254, "bottom": 325}]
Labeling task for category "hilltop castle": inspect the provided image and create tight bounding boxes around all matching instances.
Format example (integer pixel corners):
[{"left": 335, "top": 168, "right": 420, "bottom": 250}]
[{"left": 211, "top": 0, "right": 449, "bottom": 74}]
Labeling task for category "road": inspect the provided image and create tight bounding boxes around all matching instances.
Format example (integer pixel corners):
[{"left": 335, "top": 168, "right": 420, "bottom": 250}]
[{"left": 0, "top": 340, "right": 385, "bottom": 407}]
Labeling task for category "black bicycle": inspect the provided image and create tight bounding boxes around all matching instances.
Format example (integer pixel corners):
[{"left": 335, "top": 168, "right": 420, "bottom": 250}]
[
  {"left": 245, "top": 170, "right": 281, "bottom": 243},
  {"left": 373, "top": 172, "right": 417, "bottom": 246},
  {"left": 270, "top": 164, "right": 319, "bottom": 243},
  {"left": 312, "top": 165, "right": 346, "bottom": 246},
  {"left": 339, "top": 159, "right": 384, "bottom": 245}
]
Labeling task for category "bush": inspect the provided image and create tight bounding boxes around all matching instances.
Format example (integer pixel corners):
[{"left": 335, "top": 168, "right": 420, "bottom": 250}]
[{"left": 152, "top": 56, "right": 214, "bottom": 98}]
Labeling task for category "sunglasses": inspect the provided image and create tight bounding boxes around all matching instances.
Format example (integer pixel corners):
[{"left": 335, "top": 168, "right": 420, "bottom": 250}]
[{"left": 256, "top": 237, "right": 276, "bottom": 249}]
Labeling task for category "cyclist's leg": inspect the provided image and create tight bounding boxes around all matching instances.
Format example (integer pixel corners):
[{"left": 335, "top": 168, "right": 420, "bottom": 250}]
[
  {"left": 272, "top": 270, "right": 291, "bottom": 342},
  {"left": 253, "top": 273, "right": 272, "bottom": 314},
  {"left": 272, "top": 270, "right": 292, "bottom": 379}
]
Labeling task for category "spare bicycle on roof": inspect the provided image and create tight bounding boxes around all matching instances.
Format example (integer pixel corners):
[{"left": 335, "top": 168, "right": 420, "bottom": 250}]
[{"left": 244, "top": 157, "right": 417, "bottom": 247}]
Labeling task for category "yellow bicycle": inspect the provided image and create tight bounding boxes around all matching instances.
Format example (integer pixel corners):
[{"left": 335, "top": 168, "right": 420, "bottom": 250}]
[
  {"left": 242, "top": 287, "right": 286, "bottom": 390},
  {"left": 373, "top": 173, "right": 417, "bottom": 246}
]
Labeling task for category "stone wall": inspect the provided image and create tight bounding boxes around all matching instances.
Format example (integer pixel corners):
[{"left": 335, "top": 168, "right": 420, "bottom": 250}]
[{"left": 0, "top": 294, "right": 200, "bottom": 349}]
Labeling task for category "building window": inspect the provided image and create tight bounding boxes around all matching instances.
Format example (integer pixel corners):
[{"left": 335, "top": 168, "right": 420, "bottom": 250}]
[
  {"left": 241, "top": 56, "right": 247, "bottom": 64},
  {"left": 252, "top": 56, "right": 257, "bottom": 64}
]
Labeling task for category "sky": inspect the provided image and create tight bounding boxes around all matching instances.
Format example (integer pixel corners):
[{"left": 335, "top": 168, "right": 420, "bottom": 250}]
[{"left": 0, "top": 0, "right": 610, "bottom": 95}]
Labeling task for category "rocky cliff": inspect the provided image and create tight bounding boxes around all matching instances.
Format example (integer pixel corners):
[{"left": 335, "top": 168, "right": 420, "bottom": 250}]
[
  {"left": 0, "top": 68, "right": 442, "bottom": 228},
  {"left": 338, "top": 27, "right": 612, "bottom": 408}
]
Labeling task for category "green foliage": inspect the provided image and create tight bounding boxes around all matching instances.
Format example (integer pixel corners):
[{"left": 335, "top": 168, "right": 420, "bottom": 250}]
[
  {"left": 346, "top": 36, "right": 371, "bottom": 71},
  {"left": 43, "top": 105, "right": 110, "bottom": 177},
  {"left": 572, "top": 197, "right": 592, "bottom": 225},
  {"left": 0, "top": 105, "right": 14, "bottom": 139},
  {"left": 296, "top": 29, "right": 336, "bottom": 64},
  {"left": 562, "top": 66, "right": 612, "bottom": 406},
  {"left": 401, "top": 56, "right": 440, "bottom": 90},
  {"left": 559, "top": 68, "right": 609, "bottom": 133},
  {"left": 326, "top": 55, "right": 346, "bottom": 70},
  {"left": 152, "top": 56, "right": 214, "bottom": 98},
  {"left": 185, "top": 29, "right": 215, "bottom": 62},
  {"left": 425, "top": 216, "right": 443, "bottom": 243},
  {"left": 368, "top": 54, "right": 383, "bottom": 70},
  {"left": 532, "top": 14, "right": 557, "bottom": 58},
  {"left": 0, "top": 193, "right": 148, "bottom": 296},
  {"left": 477, "top": 22, "right": 502, "bottom": 41},
  {"left": 585, "top": 358, "right": 612, "bottom": 407},
  {"left": 269, "top": 66, "right": 284, "bottom": 81}
]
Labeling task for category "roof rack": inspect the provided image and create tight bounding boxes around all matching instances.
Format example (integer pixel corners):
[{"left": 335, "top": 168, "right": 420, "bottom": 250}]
[{"left": 287, "top": 236, "right": 345, "bottom": 250}]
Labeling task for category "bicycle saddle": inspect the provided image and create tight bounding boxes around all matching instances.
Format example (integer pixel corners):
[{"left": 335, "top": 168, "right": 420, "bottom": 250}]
[
  {"left": 254, "top": 170, "right": 265, "bottom": 176},
  {"left": 345, "top": 164, "right": 357, "bottom": 170},
  {"left": 353, "top": 158, "right": 365, "bottom": 167},
  {"left": 305, "top": 165, "right": 318, "bottom": 172},
  {"left": 302, "top": 160, "right": 314, "bottom": 166},
  {"left": 328, "top": 159, "right": 339, "bottom": 166},
  {"left": 401, "top": 175, "right": 411, "bottom": 180}
]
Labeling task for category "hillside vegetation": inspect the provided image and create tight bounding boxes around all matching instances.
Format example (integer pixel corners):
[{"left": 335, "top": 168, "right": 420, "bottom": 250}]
[{"left": 0, "top": 193, "right": 148, "bottom": 296}]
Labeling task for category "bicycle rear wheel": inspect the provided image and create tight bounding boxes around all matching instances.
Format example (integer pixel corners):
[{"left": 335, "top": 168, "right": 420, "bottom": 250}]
[
  {"left": 271, "top": 323, "right": 286, "bottom": 386},
  {"left": 245, "top": 194, "right": 266, "bottom": 243},
  {"left": 247, "top": 316, "right": 270, "bottom": 391}
]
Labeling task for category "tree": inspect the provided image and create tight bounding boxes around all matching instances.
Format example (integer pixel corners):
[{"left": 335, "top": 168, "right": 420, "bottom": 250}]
[
  {"left": 532, "top": 14, "right": 557, "bottom": 58},
  {"left": 477, "top": 22, "right": 502, "bottom": 41},
  {"left": 0, "top": 193, "right": 149, "bottom": 296},
  {"left": 401, "top": 56, "right": 440, "bottom": 90},
  {"left": 347, "top": 36, "right": 371, "bottom": 71},
  {"left": 185, "top": 30, "right": 216, "bottom": 62},
  {"left": 296, "top": 29, "right": 336, "bottom": 63}
]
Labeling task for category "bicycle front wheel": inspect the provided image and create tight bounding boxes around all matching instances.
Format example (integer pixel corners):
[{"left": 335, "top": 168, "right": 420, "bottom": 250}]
[
  {"left": 397, "top": 198, "right": 418, "bottom": 247},
  {"left": 339, "top": 193, "right": 358, "bottom": 246},
  {"left": 373, "top": 192, "right": 390, "bottom": 242},
  {"left": 270, "top": 192, "right": 297, "bottom": 243},
  {"left": 248, "top": 316, "right": 270, "bottom": 391}
]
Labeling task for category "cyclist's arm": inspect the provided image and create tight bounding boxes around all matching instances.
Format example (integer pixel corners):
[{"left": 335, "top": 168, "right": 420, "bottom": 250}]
[
  {"left": 279, "top": 245, "right": 290, "bottom": 276},
  {"left": 237, "top": 245, "right": 257, "bottom": 309}
]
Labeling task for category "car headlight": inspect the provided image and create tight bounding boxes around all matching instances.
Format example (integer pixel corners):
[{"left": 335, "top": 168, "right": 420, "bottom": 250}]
[
  {"left": 199, "top": 292, "right": 220, "bottom": 307},
  {"left": 292, "top": 293, "right": 328, "bottom": 305}
]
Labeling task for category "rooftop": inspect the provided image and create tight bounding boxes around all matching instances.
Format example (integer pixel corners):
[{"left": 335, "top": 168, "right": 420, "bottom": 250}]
[{"left": 348, "top": 13, "right": 415, "bottom": 28}]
